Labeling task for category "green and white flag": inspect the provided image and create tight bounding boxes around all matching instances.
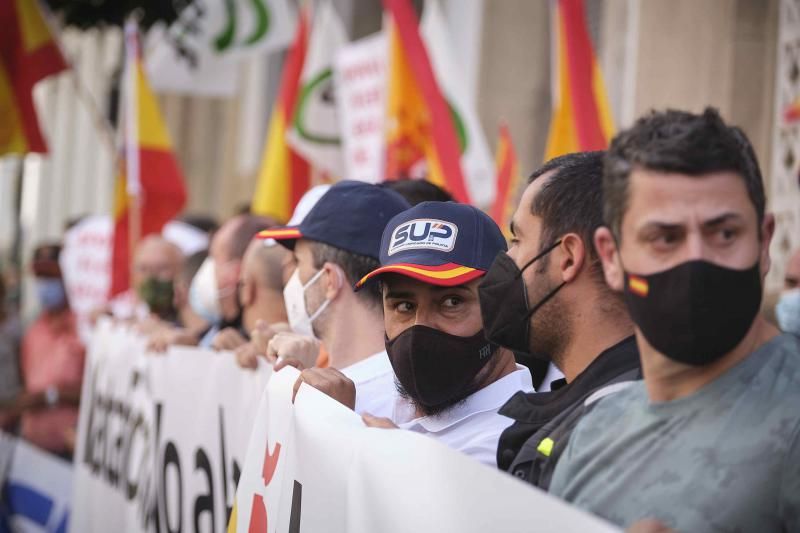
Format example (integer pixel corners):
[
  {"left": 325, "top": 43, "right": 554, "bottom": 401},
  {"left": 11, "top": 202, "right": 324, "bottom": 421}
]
[
  {"left": 421, "top": 0, "right": 495, "bottom": 207},
  {"left": 286, "top": 1, "right": 348, "bottom": 177},
  {"left": 146, "top": 0, "right": 296, "bottom": 96}
]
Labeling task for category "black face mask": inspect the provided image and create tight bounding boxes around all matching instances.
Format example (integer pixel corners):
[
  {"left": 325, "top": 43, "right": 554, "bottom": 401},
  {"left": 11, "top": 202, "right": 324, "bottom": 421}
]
[
  {"left": 385, "top": 325, "right": 496, "bottom": 411},
  {"left": 623, "top": 259, "right": 762, "bottom": 366},
  {"left": 478, "top": 241, "right": 564, "bottom": 357}
]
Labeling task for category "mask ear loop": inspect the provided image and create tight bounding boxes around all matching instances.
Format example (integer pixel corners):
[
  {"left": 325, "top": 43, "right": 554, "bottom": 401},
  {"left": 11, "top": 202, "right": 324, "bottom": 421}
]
[{"left": 516, "top": 240, "right": 563, "bottom": 279}]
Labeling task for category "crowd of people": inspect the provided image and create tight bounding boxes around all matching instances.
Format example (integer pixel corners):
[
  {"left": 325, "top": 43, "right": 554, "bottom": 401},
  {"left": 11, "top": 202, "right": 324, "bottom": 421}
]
[{"left": 1, "top": 108, "right": 799, "bottom": 531}]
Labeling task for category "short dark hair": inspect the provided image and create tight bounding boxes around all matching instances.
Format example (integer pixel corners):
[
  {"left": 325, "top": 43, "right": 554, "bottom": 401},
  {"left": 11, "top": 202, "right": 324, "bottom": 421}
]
[
  {"left": 604, "top": 108, "right": 766, "bottom": 238},
  {"left": 529, "top": 151, "right": 607, "bottom": 284},
  {"left": 309, "top": 241, "right": 382, "bottom": 308},
  {"left": 228, "top": 215, "right": 274, "bottom": 260},
  {"left": 381, "top": 178, "right": 454, "bottom": 206}
]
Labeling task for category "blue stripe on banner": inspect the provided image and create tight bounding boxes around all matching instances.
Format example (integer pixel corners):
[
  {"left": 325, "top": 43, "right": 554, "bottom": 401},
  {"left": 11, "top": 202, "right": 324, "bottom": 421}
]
[{"left": 6, "top": 482, "right": 53, "bottom": 526}]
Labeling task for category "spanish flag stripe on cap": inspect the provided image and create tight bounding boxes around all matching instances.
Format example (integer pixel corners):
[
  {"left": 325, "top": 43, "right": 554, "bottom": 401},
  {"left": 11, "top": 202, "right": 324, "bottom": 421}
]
[
  {"left": 356, "top": 262, "right": 484, "bottom": 288},
  {"left": 256, "top": 228, "right": 303, "bottom": 240}
]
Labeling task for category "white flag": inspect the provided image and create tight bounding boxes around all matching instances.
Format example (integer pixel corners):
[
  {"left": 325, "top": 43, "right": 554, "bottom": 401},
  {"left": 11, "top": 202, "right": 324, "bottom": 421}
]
[
  {"left": 146, "top": 0, "right": 297, "bottom": 96},
  {"left": 421, "top": 0, "right": 495, "bottom": 207},
  {"left": 286, "top": 1, "right": 348, "bottom": 177}
]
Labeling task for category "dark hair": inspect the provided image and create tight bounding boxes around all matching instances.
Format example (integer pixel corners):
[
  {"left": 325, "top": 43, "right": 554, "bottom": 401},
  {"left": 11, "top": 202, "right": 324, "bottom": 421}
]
[
  {"left": 179, "top": 250, "right": 208, "bottom": 286},
  {"left": 381, "top": 179, "right": 454, "bottom": 206},
  {"left": 309, "top": 241, "right": 382, "bottom": 308},
  {"left": 604, "top": 107, "right": 766, "bottom": 238},
  {"left": 529, "top": 151, "right": 607, "bottom": 284}
]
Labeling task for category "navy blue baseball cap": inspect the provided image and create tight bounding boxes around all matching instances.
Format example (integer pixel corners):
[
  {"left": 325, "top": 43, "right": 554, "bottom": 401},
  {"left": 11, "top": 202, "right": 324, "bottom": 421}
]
[
  {"left": 256, "top": 180, "right": 411, "bottom": 259},
  {"left": 355, "top": 201, "right": 507, "bottom": 289}
]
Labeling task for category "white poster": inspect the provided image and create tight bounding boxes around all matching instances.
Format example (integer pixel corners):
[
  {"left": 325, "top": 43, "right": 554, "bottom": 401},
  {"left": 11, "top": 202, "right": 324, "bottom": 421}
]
[
  {"left": 1, "top": 436, "right": 73, "bottom": 533},
  {"left": 334, "top": 33, "right": 387, "bottom": 184},
  {"left": 60, "top": 215, "right": 113, "bottom": 321},
  {"left": 231, "top": 369, "right": 621, "bottom": 533}
]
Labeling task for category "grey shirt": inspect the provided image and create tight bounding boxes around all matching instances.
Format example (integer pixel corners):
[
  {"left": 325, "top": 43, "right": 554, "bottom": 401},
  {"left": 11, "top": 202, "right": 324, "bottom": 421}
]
[{"left": 550, "top": 333, "right": 800, "bottom": 533}]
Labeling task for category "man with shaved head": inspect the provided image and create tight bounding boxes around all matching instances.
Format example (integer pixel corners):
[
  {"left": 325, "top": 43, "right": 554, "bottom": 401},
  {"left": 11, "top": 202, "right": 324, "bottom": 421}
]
[
  {"left": 133, "top": 235, "right": 184, "bottom": 321},
  {"left": 212, "top": 239, "right": 289, "bottom": 352}
]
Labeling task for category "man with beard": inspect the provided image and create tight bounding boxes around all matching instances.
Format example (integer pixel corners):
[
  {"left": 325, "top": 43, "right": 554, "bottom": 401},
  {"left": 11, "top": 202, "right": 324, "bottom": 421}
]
[
  {"left": 549, "top": 109, "right": 800, "bottom": 532},
  {"left": 300, "top": 202, "right": 533, "bottom": 467},
  {"left": 478, "top": 151, "right": 639, "bottom": 489}
]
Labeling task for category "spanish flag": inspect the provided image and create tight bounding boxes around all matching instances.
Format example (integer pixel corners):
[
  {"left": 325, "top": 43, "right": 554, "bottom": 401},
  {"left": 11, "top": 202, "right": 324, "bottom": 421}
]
[
  {"left": 383, "top": 0, "right": 470, "bottom": 204},
  {"left": 109, "top": 23, "right": 187, "bottom": 297},
  {"left": 0, "top": 0, "right": 67, "bottom": 156},
  {"left": 490, "top": 124, "right": 522, "bottom": 238},
  {"left": 251, "top": 9, "right": 311, "bottom": 223},
  {"left": 544, "top": 0, "right": 614, "bottom": 161}
]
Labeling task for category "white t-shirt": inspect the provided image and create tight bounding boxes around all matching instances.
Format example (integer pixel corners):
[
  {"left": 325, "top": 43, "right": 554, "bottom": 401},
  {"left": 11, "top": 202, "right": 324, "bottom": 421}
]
[
  {"left": 340, "top": 350, "right": 396, "bottom": 419},
  {"left": 392, "top": 365, "right": 534, "bottom": 467}
]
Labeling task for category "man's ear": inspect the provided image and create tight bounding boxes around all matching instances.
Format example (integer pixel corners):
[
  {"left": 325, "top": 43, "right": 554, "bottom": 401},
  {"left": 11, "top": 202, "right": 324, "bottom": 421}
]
[
  {"left": 558, "top": 233, "right": 586, "bottom": 283},
  {"left": 322, "top": 263, "right": 346, "bottom": 300},
  {"left": 594, "top": 226, "right": 624, "bottom": 291},
  {"left": 759, "top": 213, "right": 775, "bottom": 279}
]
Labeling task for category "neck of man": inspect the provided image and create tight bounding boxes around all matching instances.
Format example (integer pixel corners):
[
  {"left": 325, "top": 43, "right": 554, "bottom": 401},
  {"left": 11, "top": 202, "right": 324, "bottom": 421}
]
[
  {"left": 554, "top": 291, "right": 635, "bottom": 383},
  {"left": 242, "top": 289, "right": 287, "bottom": 334},
  {"left": 640, "top": 315, "right": 780, "bottom": 403},
  {"left": 321, "top": 300, "right": 385, "bottom": 371}
]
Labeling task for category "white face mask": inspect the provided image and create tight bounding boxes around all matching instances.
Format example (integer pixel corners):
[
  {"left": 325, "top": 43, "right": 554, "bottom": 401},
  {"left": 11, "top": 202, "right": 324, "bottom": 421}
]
[
  {"left": 776, "top": 288, "right": 800, "bottom": 336},
  {"left": 189, "top": 257, "right": 222, "bottom": 324},
  {"left": 283, "top": 268, "right": 331, "bottom": 338}
]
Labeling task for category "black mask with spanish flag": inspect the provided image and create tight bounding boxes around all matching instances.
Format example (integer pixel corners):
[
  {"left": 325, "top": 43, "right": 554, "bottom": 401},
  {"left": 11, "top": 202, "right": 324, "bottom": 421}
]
[{"left": 623, "top": 259, "right": 762, "bottom": 366}]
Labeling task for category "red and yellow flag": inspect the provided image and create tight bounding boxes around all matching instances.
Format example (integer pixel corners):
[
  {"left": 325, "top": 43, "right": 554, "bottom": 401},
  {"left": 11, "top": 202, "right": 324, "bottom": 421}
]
[
  {"left": 383, "top": 0, "right": 470, "bottom": 203},
  {"left": 490, "top": 124, "right": 522, "bottom": 238},
  {"left": 0, "top": 0, "right": 67, "bottom": 156},
  {"left": 544, "top": 0, "right": 614, "bottom": 161},
  {"left": 109, "top": 24, "right": 187, "bottom": 297},
  {"left": 251, "top": 9, "right": 311, "bottom": 223},
  {"left": 785, "top": 96, "right": 800, "bottom": 124}
]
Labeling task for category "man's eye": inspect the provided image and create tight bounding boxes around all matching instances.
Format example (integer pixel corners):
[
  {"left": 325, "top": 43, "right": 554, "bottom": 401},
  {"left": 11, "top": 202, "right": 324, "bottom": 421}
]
[
  {"left": 395, "top": 302, "right": 414, "bottom": 313},
  {"left": 442, "top": 297, "right": 462, "bottom": 308}
]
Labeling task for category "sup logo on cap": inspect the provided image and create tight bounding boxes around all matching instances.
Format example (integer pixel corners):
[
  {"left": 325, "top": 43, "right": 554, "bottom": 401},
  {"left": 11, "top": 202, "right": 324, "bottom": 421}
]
[{"left": 388, "top": 219, "right": 458, "bottom": 256}]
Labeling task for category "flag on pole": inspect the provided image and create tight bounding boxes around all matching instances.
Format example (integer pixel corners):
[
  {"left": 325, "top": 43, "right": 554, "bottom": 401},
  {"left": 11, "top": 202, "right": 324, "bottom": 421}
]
[
  {"left": 110, "top": 22, "right": 187, "bottom": 297},
  {"left": 286, "top": 0, "right": 348, "bottom": 178},
  {"left": 383, "top": 0, "right": 470, "bottom": 204},
  {"left": 420, "top": 0, "right": 494, "bottom": 207},
  {"left": 490, "top": 124, "right": 522, "bottom": 238},
  {"left": 0, "top": 0, "right": 67, "bottom": 156},
  {"left": 146, "top": 0, "right": 297, "bottom": 96},
  {"left": 544, "top": 0, "right": 614, "bottom": 161},
  {"left": 251, "top": 8, "right": 311, "bottom": 222}
]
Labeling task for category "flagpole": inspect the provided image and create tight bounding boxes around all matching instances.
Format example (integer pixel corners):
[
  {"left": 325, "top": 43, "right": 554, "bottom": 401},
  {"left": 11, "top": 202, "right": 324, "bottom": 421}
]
[{"left": 123, "top": 20, "right": 142, "bottom": 289}]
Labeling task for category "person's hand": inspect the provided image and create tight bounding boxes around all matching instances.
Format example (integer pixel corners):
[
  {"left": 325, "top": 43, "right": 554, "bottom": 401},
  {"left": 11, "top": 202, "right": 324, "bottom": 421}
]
[
  {"left": 135, "top": 315, "right": 167, "bottom": 335},
  {"left": 147, "top": 327, "right": 199, "bottom": 353},
  {"left": 362, "top": 413, "right": 398, "bottom": 429},
  {"left": 292, "top": 368, "right": 356, "bottom": 410},
  {"left": 250, "top": 320, "right": 290, "bottom": 354},
  {"left": 266, "top": 332, "right": 320, "bottom": 368},
  {"left": 234, "top": 341, "right": 262, "bottom": 370},
  {"left": 211, "top": 327, "right": 248, "bottom": 351},
  {"left": 626, "top": 519, "right": 676, "bottom": 533}
]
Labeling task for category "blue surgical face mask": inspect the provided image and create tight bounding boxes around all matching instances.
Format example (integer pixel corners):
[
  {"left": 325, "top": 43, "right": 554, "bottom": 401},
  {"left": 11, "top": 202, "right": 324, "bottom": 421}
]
[
  {"left": 776, "top": 288, "right": 800, "bottom": 337},
  {"left": 36, "top": 278, "right": 67, "bottom": 311}
]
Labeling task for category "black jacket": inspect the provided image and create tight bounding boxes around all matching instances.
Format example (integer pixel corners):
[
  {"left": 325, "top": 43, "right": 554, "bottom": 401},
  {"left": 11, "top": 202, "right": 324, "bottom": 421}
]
[{"left": 496, "top": 336, "right": 641, "bottom": 490}]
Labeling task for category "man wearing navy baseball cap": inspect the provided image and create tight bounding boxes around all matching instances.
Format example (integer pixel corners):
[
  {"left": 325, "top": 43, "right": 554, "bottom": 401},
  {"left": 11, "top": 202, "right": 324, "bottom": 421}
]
[
  {"left": 350, "top": 201, "right": 533, "bottom": 467},
  {"left": 255, "top": 180, "right": 410, "bottom": 418}
]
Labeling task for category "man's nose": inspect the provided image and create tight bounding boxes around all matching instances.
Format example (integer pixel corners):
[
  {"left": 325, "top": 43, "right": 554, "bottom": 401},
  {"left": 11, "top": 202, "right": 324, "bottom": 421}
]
[{"left": 684, "top": 232, "right": 711, "bottom": 263}]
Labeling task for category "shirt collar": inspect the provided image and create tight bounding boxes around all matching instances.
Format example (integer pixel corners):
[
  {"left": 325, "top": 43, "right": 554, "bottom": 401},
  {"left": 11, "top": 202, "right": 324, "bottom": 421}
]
[
  {"left": 340, "top": 350, "right": 391, "bottom": 384},
  {"left": 400, "top": 365, "right": 533, "bottom": 433}
]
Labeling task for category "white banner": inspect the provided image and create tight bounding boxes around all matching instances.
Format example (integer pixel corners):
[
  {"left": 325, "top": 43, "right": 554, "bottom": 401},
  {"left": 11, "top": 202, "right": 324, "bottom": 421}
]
[
  {"left": 231, "top": 368, "right": 621, "bottom": 533},
  {"left": 1, "top": 434, "right": 73, "bottom": 533},
  {"left": 70, "top": 321, "right": 270, "bottom": 533}
]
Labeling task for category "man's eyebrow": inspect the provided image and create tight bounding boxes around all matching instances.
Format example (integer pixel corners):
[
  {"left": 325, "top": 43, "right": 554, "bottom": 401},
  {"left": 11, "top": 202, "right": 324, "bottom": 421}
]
[
  {"left": 384, "top": 290, "right": 415, "bottom": 299},
  {"left": 701, "top": 213, "right": 743, "bottom": 228},
  {"left": 430, "top": 284, "right": 472, "bottom": 293}
]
